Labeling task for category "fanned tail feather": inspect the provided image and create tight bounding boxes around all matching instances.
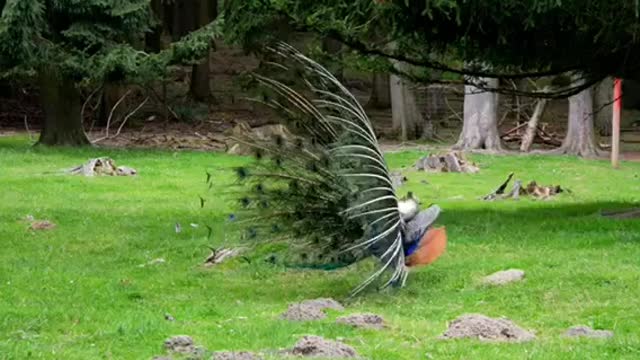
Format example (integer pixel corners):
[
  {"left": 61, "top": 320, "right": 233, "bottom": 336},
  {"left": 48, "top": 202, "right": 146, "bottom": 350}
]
[{"left": 231, "top": 42, "right": 407, "bottom": 295}]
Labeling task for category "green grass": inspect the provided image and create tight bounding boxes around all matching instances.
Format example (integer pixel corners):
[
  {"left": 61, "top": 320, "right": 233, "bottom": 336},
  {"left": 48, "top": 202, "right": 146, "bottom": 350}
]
[{"left": 2, "top": 135, "right": 640, "bottom": 360}]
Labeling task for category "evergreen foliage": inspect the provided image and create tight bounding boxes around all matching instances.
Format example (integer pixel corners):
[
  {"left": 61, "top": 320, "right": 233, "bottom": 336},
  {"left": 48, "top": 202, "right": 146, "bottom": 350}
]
[
  {"left": 224, "top": 0, "right": 640, "bottom": 98},
  {"left": 0, "top": 0, "right": 222, "bottom": 85}
]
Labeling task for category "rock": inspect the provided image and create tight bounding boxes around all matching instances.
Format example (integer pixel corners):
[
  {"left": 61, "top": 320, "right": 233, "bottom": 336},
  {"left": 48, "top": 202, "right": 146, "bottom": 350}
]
[
  {"left": 336, "top": 313, "right": 385, "bottom": 330},
  {"left": 164, "top": 313, "right": 175, "bottom": 322},
  {"left": 415, "top": 151, "right": 479, "bottom": 173},
  {"left": 441, "top": 314, "right": 536, "bottom": 342},
  {"left": 390, "top": 171, "right": 407, "bottom": 189},
  {"left": 212, "top": 351, "right": 263, "bottom": 360},
  {"left": 280, "top": 298, "right": 344, "bottom": 322},
  {"left": 66, "top": 157, "right": 136, "bottom": 176},
  {"left": 290, "top": 335, "right": 358, "bottom": 358},
  {"left": 164, "top": 335, "right": 195, "bottom": 353},
  {"left": 482, "top": 269, "right": 525, "bottom": 286},
  {"left": 564, "top": 326, "right": 614, "bottom": 339},
  {"left": 204, "top": 248, "right": 243, "bottom": 267},
  {"left": 116, "top": 166, "right": 137, "bottom": 176},
  {"left": 443, "top": 153, "right": 462, "bottom": 173}
]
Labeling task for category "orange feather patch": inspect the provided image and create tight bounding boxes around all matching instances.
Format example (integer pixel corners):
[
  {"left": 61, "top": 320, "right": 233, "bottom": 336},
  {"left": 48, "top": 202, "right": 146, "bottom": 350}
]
[{"left": 405, "top": 227, "right": 447, "bottom": 267}]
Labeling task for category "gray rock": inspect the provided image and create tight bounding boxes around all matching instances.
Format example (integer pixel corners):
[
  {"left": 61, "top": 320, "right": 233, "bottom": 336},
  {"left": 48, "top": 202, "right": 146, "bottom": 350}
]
[
  {"left": 390, "top": 172, "right": 407, "bottom": 189},
  {"left": 441, "top": 314, "right": 536, "bottom": 342},
  {"left": 482, "top": 269, "right": 525, "bottom": 286},
  {"left": 564, "top": 326, "right": 614, "bottom": 339}
]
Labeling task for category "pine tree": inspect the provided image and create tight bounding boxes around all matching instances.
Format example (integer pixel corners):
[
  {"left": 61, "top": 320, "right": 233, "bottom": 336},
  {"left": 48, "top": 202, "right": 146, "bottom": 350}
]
[{"left": 0, "top": 0, "right": 221, "bottom": 146}]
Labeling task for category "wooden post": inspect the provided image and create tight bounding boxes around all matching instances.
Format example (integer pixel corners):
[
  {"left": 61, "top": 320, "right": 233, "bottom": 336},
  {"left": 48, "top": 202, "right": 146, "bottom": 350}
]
[{"left": 612, "top": 78, "right": 622, "bottom": 168}]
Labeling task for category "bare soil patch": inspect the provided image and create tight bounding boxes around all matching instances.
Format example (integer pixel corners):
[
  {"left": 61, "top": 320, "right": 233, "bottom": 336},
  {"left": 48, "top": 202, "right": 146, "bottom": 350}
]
[{"left": 440, "top": 314, "right": 535, "bottom": 342}]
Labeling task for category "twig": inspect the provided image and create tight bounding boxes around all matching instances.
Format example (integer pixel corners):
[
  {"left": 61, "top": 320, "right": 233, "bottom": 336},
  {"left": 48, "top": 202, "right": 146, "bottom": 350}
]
[
  {"left": 509, "top": 80, "right": 522, "bottom": 124},
  {"left": 87, "top": 90, "right": 104, "bottom": 134},
  {"left": 113, "top": 97, "right": 149, "bottom": 138},
  {"left": 91, "top": 89, "right": 132, "bottom": 143},
  {"left": 82, "top": 86, "right": 103, "bottom": 134},
  {"left": 23, "top": 115, "right": 34, "bottom": 141},
  {"left": 501, "top": 122, "right": 528, "bottom": 136},
  {"left": 93, "top": 96, "right": 148, "bottom": 143},
  {"left": 145, "top": 84, "right": 179, "bottom": 121},
  {"left": 444, "top": 96, "right": 463, "bottom": 123},
  {"left": 498, "top": 109, "right": 511, "bottom": 127}
]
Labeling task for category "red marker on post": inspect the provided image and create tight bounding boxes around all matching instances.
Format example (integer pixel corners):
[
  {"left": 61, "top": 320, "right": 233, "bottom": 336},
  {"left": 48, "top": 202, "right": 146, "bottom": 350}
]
[{"left": 612, "top": 78, "right": 622, "bottom": 168}]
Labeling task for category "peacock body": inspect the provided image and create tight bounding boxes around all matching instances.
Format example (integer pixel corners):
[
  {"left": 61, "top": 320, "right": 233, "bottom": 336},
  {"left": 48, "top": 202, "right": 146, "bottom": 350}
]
[{"left": 230, "top": 43, "right": 445, "bottom": 294}]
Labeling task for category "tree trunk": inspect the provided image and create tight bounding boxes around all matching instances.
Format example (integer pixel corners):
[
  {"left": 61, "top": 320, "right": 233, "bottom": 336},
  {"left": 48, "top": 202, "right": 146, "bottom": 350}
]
[
  {"left": 146, "top": 0, "right": 165, "bottom": 52},
  {"left": 455, "top": 78, "right": 502, "bottom": 150},
  {"left": 552, "top": 84, "right": 603, "bottom": 157},
  {"left": 520, "top": 86, "right": 549, "bottom": 152},
  {"left": 367, "top": 73, "right": 391, "bottom": 109},
  {"left": 594, "top": 77, "right": 613, "bottom": 136},
  {"left": 424, "top": 84, "right": 446, "bottom": 130},
  {"left": 509, "top": 79, "right": 527, "bottom": 124},
  {"left": 37, "top": 70, "right": 89, "bottom": 146},
  {"left": 189, "top": 0, "right": 216, "bottom": 101},
  {"left": 390, "top": 72, "right": 421, "bottom": 141}
]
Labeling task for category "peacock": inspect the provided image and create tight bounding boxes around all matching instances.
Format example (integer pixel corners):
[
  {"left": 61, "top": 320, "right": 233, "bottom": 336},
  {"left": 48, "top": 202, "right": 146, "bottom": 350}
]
[{"left": 229, "top": 42, "right": 447, "bottom": 295}]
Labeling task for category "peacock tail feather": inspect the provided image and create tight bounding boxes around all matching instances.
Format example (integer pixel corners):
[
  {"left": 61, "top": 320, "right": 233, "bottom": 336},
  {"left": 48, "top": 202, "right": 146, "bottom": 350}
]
[{"left": 230, "top": 42, "right": 407, "bottom": 295}]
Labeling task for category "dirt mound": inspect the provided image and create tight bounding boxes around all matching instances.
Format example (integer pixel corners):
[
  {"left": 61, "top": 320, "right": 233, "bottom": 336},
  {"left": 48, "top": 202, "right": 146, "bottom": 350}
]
[
  {"left": 280, "top": 298, "right": 344, "bottom": 321},
  {"left": 336, "top": 314, "right": 386, "bottom": 330},
  {"left": 162, "top": 335, "right": 205, "bottom": 357},
  {"left": 213, "top": 351, "right": 263, "bottom": 360},
  {"left": 441, "top": 314, "right": 535, "bottom": 342},
  {"left": 299, "top": 298, "right": 345, "bottom": 311},
  {"left": 482, "top": 269, "right": 525, "bottom": 286},
  {"left": 281, "top": 304, "right": 327, "bottom": 321},
  {"left": 564, "top": 326, "right": 614, "bottom": 339},
  {"left": 164, "top": 335, "right": 195, "bottom": 353},
  {"left": 290, "top": 335, "right": 358, "bottom": 358}
]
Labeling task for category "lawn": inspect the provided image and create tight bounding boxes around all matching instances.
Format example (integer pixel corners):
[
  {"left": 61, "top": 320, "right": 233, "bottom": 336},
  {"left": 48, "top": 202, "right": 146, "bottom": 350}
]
[{"left": 1, "top": 135, "right": 640, "bottom": 360}]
